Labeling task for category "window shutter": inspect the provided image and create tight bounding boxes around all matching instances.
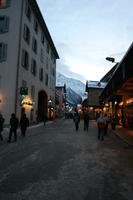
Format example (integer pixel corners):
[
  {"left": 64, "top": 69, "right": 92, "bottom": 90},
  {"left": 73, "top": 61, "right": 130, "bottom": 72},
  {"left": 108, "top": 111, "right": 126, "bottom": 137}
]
[
  {"left": 25, "top": 1, "right": 28, "bottom": 15},
  {"left": 23, "top": 24, "right": 26, "bottom": 40},
  {"left": 21, "top": 49, "right": 25, "bottom": 66},
  {"left": 2, "top": 43, "right": 7, "bottom": 61},
  {"left": 4, "top": 16, "right": 9, "bottom": 32},
  {"left": 0, "top": 44, "right": 2, "bottom": 62},
  {"left": 6, "top": 0, "right": 11, "bottom": 7}
]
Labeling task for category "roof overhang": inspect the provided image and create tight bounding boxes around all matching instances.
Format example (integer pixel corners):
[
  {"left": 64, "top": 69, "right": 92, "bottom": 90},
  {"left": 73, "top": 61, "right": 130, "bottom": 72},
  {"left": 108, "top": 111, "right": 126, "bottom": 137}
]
[{"left": 100, "top": 43, "right": 133, "bottom": 101}]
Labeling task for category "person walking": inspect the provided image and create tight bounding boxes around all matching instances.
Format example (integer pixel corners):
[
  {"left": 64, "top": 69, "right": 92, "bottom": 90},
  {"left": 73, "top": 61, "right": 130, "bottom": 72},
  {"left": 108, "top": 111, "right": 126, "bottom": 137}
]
[
  {"left": 73, "top": 112, "right": 80, "bottom": 131},
  {"left": 20, "top": 114, "right": 29, "bottom": 137},
  {"left": 8, "top": 113, "right": 19, "bottom": 142},
  {"left": 0, "top": 114, "right": 4, "bottom": 141},
  {"left": 83, "top": 112, "right": 89, "bottom": 131},
  {"left": 103, "top": 114, "right": 109, "bottom": 135},
  {"left": 97, "top": 113, "right": 105, "bottom": 141}
]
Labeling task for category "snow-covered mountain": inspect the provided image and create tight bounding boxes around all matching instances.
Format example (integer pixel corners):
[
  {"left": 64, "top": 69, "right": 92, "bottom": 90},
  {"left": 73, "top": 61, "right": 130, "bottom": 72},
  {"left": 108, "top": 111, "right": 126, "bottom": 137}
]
[
  {"left": 56, "top": 72, "right": 87, "bottom": 100},
  {"left": 66, "top": 87, "right": 82, "bottom": 106}
]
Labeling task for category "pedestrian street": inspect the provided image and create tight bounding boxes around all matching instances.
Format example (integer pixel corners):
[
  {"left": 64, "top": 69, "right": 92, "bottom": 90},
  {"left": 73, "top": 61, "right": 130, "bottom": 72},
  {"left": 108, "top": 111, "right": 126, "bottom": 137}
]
[{"left": 0, "top": 119, "right": 133, "bottom": 200}]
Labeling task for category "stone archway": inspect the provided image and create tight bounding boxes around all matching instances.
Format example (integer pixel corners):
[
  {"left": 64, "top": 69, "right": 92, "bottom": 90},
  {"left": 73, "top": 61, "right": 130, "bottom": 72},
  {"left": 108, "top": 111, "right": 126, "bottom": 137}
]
[{"left": 38, "top": 90, "right": 48, "bottom": 121}]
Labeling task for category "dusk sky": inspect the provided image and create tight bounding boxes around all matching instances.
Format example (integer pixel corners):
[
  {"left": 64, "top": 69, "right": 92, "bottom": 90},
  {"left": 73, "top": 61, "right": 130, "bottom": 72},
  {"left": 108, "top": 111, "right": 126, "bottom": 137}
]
[{"left": 37, "top": 0, "right": 133, "bottom": 83}]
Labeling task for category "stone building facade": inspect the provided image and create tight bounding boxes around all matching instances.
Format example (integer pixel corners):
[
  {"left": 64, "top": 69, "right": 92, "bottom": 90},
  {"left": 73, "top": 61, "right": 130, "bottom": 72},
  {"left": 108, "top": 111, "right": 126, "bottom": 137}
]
[{"left": 0, "top": 0, "right": 59, "bottom": 124}]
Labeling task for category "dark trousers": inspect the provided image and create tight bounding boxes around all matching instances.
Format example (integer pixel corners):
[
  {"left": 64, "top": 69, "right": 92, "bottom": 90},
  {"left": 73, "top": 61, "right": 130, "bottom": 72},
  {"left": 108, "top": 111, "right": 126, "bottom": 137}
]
[
  {"left": 104, "top": 124, "right": 108, "bottom": 135},
  {"left": 8, "top": 128, "right": 17, "bottom": 142},
  {"left": 21, "top": 128, "right": 26, "bottom": 137},
  {"left": 0, "top": 131, "right": 3, "bottom": 140},
  {"left": 84, "top": 122, "right": 89, "bottom": 131},
  {"left": 75, "top": 122, "right": 79, "bottom": 131},
  {"left": 98, "top": 128, "right": 104, "bottom": 140}
]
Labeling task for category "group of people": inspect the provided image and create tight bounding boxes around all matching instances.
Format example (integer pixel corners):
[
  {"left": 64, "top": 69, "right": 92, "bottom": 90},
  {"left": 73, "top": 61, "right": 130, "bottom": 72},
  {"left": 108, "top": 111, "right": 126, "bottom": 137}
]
[
  {"left": 0, "top": 113, "right": 29, "bottom": 143},
  {"left": 73, "top": 111, "right": 90, "bottom": 131},
  {"left": 73, "top": 111, "right": 109, "bottom": 142}
]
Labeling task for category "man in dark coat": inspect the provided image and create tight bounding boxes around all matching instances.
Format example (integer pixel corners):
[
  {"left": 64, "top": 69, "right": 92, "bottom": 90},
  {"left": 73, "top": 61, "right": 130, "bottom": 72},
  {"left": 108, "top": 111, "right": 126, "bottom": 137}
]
[
  {"left": 20, "top": 114, "right": 29, "bottom": 137},
  {"left": 0, "top": 114, "right": 4, "bottom": 141},
  {"left": 8, "top": 113, "right": 19, "bottom": 142},
  {"left": 83, "top": 112, "right": 89, "bottom": 131},
  {"left": 73, "top": 112, "right": 80, "bottom": 131}
]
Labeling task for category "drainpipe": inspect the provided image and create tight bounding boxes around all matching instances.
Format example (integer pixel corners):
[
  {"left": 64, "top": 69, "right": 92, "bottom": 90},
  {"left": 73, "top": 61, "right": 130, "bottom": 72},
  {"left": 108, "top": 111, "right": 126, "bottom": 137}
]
[{"left": 15, "top": 0, "right": 24, "bottom": 115}]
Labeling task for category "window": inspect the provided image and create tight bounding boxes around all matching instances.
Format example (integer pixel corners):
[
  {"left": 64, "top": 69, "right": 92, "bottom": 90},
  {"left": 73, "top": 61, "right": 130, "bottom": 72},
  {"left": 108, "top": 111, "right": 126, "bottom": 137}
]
[
  {"left": 46, "top": 57, "right": 48, "bottom": 69},
  {"left": 45, "top": 73, "right": 48, "bottom": 86},
  {"left": 25, "top": 1, "right": 31, "bottom": 21},
  {"left": 41, "top": 33, "right": 45, "bottom": 45},
  {"left": 31, "top": 59, "right": 37, "bottom": 76},
  {"left": 22, "top": 80, "right": 27, "bottom": 87},
  {"left": 23, "top": 24, "right": 30, "bottom": 44},
  {"left": 53, "top": 68, "right": 55, "bottom": 77},
  {"left": 34, "top": 19, "right": 38, "bottom": 33},
  {"left": 31, "top": 85, "right": 35, "bottom": 100},
  {"left": 0, "top": 16, "right": 9, "bottom": 33},
  {"left": 21, "top": 49, "right": 29, "bottom": 70},
  {"left": 40, "top": 48, "right": 43, "bottom": 63},
  {"left": 0, "top": 43, "right": 7, "bottom": 62},
  {"left": 47, "top": 42, "right": 49, "bottom": 54},
  {"left": 0, "top": 0, "right": 10, "bottom": 8},
  {"left": 39, "top": 68, "right": 43, "bottom": 81},
  {"left": 32, "top": 37, "right": 37, "bottom": 54}
]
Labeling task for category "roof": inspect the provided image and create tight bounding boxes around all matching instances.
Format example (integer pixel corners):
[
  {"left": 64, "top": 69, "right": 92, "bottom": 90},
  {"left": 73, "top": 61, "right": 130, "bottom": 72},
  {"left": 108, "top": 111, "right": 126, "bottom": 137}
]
[
  {"left": 100, "top": 63, "right": 118, "bottom": 83},
  {"left": 100, "top": 42, "right": 133, "bottom": 101},
  {"left": 29, "top": 0, "right": 59, "bottom": 59}
]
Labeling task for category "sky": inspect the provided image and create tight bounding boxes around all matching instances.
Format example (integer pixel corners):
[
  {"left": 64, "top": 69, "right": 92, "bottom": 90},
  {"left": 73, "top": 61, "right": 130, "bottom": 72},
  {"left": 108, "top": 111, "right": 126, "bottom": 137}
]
[{"left": 37, "top": 0, "right": 133, "bottom": 83}]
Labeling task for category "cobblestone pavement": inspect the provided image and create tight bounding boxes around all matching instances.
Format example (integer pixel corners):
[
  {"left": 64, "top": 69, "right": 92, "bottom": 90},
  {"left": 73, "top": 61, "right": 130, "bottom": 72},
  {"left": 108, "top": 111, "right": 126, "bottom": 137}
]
[{"left": 0, "top": 119, "right": 133, "bottom": 200}]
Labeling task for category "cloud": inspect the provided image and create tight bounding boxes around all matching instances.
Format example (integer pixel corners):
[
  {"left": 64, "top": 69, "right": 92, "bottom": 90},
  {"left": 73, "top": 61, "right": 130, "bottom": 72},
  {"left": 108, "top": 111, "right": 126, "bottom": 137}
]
[{"left": 56, "top": 60, "right": 86, "bottom": 83}]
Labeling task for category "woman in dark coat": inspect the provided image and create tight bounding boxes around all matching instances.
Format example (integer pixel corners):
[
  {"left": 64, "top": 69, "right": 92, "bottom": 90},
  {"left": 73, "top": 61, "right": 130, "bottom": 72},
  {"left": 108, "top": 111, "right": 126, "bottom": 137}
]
[
  {"left": 20, "top": 114, "right": 29, "bottom": 137},
  {"left": 0, "top": 114, "right": 4, "bottom": 141}
]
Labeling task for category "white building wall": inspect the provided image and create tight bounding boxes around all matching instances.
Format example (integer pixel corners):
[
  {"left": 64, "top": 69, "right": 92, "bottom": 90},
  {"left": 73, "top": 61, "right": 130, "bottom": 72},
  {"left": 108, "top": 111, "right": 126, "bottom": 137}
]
[
  {"left": 16, "top": 0, "right": 57, "bottom": 121},
  {"left": 0, "top": 0, "right": 22, "bottom": 124},
  {"left": 0, "top": 0, "right": 58, "bottom": 124}
]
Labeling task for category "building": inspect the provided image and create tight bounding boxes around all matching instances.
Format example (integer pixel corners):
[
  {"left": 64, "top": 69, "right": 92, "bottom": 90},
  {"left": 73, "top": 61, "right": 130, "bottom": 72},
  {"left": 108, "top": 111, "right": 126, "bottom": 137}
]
[
  {"left": 85, "top": 81, "right": 107, "bottom": 119},
  {"left": 0, "top": 0, "right": 59, "bottom": 124},
  {"left": 55, "top": 84, "right": 66, "bottom": 118},
  {"left": 100, "top": 43, "right": 133, "bottom": 127}
]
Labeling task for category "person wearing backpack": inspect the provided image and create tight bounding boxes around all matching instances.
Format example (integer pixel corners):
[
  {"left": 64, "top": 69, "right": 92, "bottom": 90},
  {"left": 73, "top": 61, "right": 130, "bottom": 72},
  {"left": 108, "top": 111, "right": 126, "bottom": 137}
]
[{"left": 97, "top": 113, "right": 105, "bottom": 141}]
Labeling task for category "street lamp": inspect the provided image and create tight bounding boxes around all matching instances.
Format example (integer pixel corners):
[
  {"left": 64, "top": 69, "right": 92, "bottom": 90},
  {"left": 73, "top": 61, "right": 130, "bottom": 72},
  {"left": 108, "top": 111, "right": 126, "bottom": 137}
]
[{"left": 105, "top": 57, "right": 118, "bottom": 63}]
